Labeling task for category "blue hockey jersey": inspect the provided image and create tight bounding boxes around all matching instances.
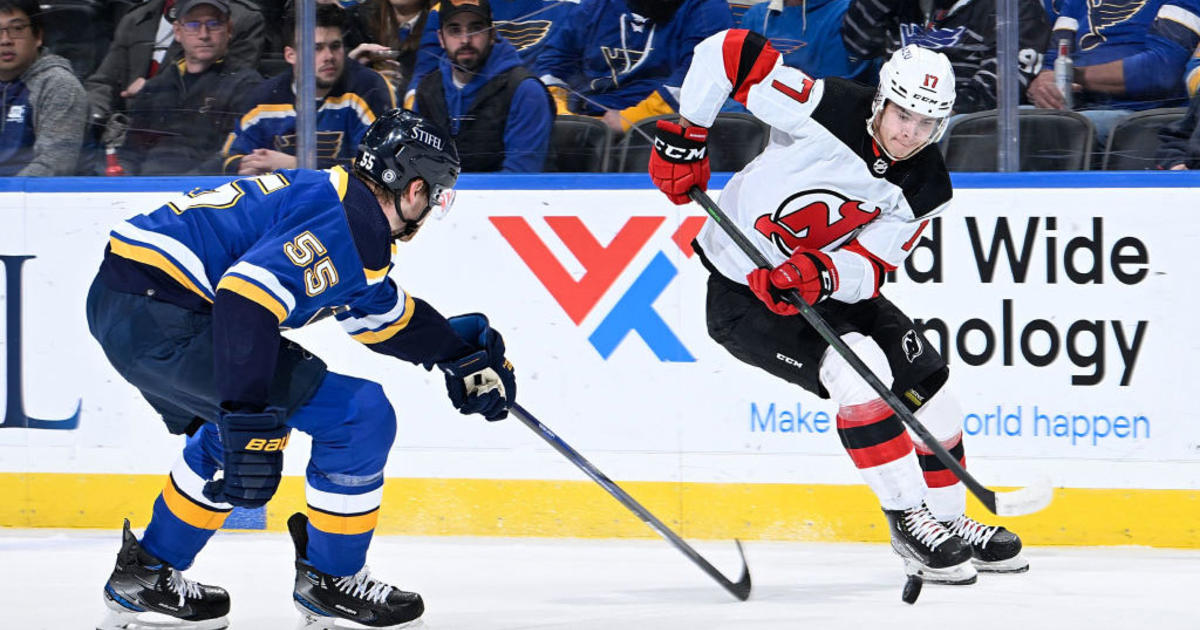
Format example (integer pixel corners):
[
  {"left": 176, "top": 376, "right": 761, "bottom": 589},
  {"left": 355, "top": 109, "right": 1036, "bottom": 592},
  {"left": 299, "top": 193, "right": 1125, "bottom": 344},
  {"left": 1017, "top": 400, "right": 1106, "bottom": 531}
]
[
  {"left": 740, "top": 0, "right": 871, "bottom": 81},
  {"left": 221, "top": 62, "right": 396, "bottom": 174},
  {"left": 1044, "top": 0, "right": 1200, "bottom": 109},
  {"left": 101, "top": 167, "right": 471, "bottom": 407},
  {"left": 533, "top": 0, "right": 735, "bottom": 113}
]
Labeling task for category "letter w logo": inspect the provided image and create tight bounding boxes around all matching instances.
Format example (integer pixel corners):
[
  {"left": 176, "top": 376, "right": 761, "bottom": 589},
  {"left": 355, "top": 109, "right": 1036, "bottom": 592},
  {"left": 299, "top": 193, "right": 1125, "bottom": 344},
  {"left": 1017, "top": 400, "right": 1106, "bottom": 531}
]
[{"left": 491, "top": 216, "right": 706, "bottom": 361}]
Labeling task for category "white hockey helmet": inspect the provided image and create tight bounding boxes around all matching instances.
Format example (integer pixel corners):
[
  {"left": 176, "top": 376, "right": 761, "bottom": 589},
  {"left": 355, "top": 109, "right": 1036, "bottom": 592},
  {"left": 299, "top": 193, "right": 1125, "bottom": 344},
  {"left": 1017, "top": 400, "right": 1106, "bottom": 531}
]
[{"left": 867, "top": 45, "right": 956, "bottom": 160}]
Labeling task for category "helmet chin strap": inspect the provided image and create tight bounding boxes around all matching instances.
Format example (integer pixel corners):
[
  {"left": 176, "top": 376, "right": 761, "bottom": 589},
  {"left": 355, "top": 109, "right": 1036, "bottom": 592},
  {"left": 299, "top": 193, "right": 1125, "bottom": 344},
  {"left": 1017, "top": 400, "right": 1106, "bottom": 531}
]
[{"left": 392, "top": 199, "right": 433, "bottom": 241}]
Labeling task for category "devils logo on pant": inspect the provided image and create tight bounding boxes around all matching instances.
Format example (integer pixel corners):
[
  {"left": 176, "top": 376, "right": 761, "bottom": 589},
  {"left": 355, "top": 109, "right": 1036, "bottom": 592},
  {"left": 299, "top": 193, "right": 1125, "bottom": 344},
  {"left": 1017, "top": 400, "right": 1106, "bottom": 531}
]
[{"left": 902, "top": 329, "right": 924, "bottom": 363}]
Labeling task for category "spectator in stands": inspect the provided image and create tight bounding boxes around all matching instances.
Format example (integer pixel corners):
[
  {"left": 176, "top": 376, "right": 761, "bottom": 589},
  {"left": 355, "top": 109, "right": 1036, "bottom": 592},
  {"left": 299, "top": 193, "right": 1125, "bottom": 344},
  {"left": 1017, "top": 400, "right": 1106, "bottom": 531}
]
[
  {"left": 349, "top": 0, "right": 432, "bottom": 99},
  {"left": 320, "top": 0, "right": 371, "bottom": 51},
  {"left": 1156, "top": 91, "right": 1200, "bottom": 168},
  {"left": 414, "top": 0, "right": 552, "bottom": 171},
  {"left": 404, "top": 0, "right": 578, "bottom": 107},
  {"left": 1185, "top": 42, "right": 1200, "bottom": 97},
  {"left": 843, "top": 0, "right": 1049, "bottom": 114},
  {"left": 0, "top": 0, "right": 87, "bottom": 176},
  {"left": 535, "top": 0, "right": 734, "bottom": 133},
  {"left": 84, "top": 0, "right": 263, "bottom": 136},
  {"left": 117, "top": 0, "right": 262, "bottom": 175},
  {"left": 741, "top": 0, "right": 871, "bottom": 82},
  {"left": 222, "top": 4, "right": 395, "bottom": 175},
  {"left": 1028, "top": 0, "right": 1200, "bottom": 144},
  {"left": 1043, "top": 0, "right": 1062, "bottom": 22}
]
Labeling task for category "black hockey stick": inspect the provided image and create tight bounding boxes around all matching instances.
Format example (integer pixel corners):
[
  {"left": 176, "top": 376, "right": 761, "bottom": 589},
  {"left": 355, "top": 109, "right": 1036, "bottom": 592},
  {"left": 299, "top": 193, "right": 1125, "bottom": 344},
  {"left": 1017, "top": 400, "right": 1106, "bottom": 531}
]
[
  {"left": 509, "top": 402, "right": 752, "bottom": 601},
  {"left": 687, "top": 187, "right": 1052, "bottom": 517}
]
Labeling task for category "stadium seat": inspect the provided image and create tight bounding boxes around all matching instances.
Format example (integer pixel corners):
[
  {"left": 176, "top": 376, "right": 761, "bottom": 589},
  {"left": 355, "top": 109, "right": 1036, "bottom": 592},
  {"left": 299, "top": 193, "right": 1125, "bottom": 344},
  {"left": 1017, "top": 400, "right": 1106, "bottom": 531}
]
[
  {"left": 1101, "top": 107, "right": 1188, "bottom": 170},
  {"left": 40, "top": 0, "right": 108, "bottom": 78},
  {"left": 257, "top": 53, "right": 292, "bottom": 79},
  {"left": 544, "top": 116, "right": 614, "bottom": 172},
  {"left": 616, "top": 112, "right": 769, "bottom": 173},
  {"left": 941, "top": 109, "right": 1095, "bottom": 171}
]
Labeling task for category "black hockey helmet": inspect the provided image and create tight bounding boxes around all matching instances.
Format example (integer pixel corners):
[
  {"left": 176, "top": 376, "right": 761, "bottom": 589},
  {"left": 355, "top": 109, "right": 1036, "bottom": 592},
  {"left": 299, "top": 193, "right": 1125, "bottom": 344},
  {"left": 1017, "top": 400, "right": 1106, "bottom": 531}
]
[{"left": 355, "top": 109, "right": 460, "bottom": 238}]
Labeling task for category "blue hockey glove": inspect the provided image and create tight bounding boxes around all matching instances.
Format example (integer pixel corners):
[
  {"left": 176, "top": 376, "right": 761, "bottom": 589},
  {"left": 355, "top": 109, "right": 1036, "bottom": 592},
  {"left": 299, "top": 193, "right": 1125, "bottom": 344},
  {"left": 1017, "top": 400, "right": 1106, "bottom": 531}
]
[
  {"left": 202, "top": 410, "right": 290, "bottom": 508},
  {"left": 438, "top": 314, "right": 516, "bottom": 421}
]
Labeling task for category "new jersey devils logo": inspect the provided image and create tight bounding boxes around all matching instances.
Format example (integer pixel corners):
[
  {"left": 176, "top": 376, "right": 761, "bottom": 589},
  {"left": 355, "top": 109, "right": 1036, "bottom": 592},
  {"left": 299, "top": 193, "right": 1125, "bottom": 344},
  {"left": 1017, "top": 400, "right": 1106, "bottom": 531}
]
[
  {"left": 902, "top": 329, "right": 924, "bottom": 363},
  {"left": 754, "top": 189, "right": 882, "bottom": 256}
]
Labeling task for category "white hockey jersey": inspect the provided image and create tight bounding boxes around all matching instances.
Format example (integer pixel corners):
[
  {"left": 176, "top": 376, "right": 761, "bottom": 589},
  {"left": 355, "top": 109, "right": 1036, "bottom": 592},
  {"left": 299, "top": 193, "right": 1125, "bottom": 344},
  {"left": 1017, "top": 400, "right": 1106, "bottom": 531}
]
[{"left": 683, "top": 29, "right": 953, "bottom": 304}]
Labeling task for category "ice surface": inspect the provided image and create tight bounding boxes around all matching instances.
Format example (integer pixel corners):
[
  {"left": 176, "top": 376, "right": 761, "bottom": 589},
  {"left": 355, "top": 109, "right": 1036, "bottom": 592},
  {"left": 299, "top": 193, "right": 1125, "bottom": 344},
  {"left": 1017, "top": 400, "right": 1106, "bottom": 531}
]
[{"left": 1, "top": 529, "right": 1194, "bottom": 629}]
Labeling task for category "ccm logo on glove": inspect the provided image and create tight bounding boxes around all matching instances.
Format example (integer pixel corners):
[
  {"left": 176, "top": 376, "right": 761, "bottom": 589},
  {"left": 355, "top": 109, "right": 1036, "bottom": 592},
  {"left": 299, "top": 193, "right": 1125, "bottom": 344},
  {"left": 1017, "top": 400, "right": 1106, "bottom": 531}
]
[{"left": 649, "top": 119, "right": 711, "bottom": 205}]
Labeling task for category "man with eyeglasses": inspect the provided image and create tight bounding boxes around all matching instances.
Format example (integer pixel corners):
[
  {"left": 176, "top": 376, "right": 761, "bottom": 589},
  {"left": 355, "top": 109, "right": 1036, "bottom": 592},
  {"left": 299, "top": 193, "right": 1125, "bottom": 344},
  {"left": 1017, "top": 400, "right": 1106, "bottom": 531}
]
[
  {"left": 0, "top": 0, "right": 87, "bottom": 176},
  {"left": 116, "top": 0, "right": 262, "bottom": 175},
  {"left": 221, "top": 3, "right": 395, "bottom": 175},
  {"left": 84, "top": 0, "right": 263, "bottom": 147}
]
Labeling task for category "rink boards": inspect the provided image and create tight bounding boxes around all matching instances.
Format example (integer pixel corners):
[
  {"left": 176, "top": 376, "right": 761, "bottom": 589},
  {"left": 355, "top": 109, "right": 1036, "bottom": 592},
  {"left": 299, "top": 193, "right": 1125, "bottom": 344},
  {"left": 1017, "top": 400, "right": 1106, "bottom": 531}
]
[{"left": 0, "top": 173, "right": 1196, "bottom": 547}]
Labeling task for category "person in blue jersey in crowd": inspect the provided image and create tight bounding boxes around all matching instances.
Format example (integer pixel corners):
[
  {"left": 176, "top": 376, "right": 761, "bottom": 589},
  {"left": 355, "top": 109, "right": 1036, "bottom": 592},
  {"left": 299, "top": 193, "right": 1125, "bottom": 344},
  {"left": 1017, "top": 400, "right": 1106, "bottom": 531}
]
[
  {"left": 1028, "top": 0, "right": 1200, "bottom": 144},
  {"left": 88, "top": 110, "right": 516, "bottom": 630},
  {"left": 740, "top": 0, "right": 872, "bottom": 82},
  {"left": 414, "top": 0, "right": 553, "bottom": 171},
  {"left": 222, "top": 3, "right": 395, "bottom": 175},
  {"left": 0, "top": 0, "right": 87, "bottom": 176},
  {"left": 534, "top": 0, "right": 735, "bottom": 133},
  {"left": 404, "top": 0, "right": 579, "bottom": 107}
]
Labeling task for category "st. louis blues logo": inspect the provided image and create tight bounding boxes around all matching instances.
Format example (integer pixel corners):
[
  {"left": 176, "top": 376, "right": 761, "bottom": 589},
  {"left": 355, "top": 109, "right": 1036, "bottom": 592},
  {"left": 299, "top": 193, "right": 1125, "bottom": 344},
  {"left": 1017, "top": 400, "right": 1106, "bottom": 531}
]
[
  {"left": 598, "top": 44, "right": 650, "bottom": 89},
  {"left": 1080, "top": 0, "right": 1147, "bottom": 51},
  {"left": 899, "top": 23, "right": 966, "bottom": 49}
]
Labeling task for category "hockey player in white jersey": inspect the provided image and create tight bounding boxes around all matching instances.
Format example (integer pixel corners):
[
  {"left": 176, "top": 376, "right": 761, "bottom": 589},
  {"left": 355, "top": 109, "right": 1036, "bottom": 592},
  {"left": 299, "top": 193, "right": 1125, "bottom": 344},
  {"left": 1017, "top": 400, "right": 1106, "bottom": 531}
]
[{"left": 648, "top": 32, "right": 1028, "bottom": 585}]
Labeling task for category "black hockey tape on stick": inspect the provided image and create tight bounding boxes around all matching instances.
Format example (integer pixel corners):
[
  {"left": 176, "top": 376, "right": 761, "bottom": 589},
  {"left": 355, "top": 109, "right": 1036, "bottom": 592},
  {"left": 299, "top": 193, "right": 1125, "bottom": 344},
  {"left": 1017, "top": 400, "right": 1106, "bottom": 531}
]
[
  {"left": 509, "top": 402, "right": 753, "bottom": 601},
  {"left": 686, "top": 187, "right": 1053, "bottom": 517}
]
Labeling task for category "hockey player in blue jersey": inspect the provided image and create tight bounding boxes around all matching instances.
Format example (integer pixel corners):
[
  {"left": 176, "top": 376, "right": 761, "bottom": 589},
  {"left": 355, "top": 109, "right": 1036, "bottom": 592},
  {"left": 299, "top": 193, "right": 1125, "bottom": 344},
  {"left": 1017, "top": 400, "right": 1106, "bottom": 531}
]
[{"left": 88, "top": 109, "right": 515, "bottom": 630}]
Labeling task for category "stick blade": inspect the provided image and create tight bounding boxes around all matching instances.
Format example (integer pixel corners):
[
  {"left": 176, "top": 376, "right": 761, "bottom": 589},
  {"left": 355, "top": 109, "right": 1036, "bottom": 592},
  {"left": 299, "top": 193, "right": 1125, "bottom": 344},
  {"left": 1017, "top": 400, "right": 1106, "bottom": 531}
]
[
  {"left": 994, "top": 480, "right": 1054, "bottom": 516},
  {"left": 727, "top": 539, "right": 752, "bottom": 601}
]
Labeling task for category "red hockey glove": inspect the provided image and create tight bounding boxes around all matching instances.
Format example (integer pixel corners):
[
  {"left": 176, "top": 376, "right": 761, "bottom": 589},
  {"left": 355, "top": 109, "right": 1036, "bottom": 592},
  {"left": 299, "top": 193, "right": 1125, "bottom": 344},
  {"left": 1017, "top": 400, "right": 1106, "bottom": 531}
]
[
  {"left": 746, "top": 249, "right": 838, "bottom": 315},
  {"left": 649, "top": 120, "right": 710, "bottom": 205}
]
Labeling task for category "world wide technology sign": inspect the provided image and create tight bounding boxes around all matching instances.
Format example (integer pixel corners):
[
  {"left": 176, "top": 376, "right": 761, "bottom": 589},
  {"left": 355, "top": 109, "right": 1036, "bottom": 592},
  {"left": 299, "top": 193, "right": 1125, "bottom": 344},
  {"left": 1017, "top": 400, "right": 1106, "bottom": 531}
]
[{"left": 0, "top": 184, "right": 1193, "bottom": 490}]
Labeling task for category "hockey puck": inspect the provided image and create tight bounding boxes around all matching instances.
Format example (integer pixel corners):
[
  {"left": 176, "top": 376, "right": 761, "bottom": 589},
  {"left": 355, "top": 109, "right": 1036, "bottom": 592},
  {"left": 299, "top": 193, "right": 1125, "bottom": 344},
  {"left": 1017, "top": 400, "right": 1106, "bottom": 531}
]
[{"left": 901, "top": 574, "right": 923, "bottom": 604}]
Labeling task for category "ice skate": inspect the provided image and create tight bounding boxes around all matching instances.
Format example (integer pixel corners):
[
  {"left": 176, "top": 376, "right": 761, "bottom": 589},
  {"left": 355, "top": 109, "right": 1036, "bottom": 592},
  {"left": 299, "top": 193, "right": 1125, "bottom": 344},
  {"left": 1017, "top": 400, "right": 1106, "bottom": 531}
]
[
  {"left": 289, "top": 513, "right": 425, "bottom": 629},
  {"left": 941, "top": 514, "right": 1029, "bottom": 573},
  {"left": 97, "top": 520, "right": 230, "bottom": 630},
  {"left": 884, "top": 504, "right": 977, "bottom": 585}
]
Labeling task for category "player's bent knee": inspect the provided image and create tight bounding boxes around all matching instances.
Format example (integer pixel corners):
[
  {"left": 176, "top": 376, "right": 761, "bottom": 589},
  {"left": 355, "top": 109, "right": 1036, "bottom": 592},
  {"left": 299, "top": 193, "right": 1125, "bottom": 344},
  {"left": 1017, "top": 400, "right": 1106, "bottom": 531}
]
[
  {"left": 909, "top": 368, "right": 962, "bottom": 442},
  {"left": 347, "top": 380, "right": 397, "bottom": 466},
  {"left": 304, "top": 375, "right": 398, "bottom": 479},
  {"left": 818, "top": 333, "right": 894, "bottom": 406}
]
